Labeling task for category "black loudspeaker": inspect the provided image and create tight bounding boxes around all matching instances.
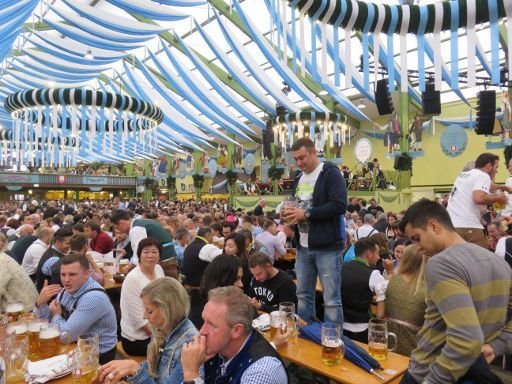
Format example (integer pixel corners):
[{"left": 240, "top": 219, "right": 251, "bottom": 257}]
[
  {"left": 276, "top": 105, "right": 287, "bottom": 116},
  {"left": 394, "top": 155, "right": 412, "bottom": 171},
  {"left": 375, "top": 79, "right": 394, "bottom": 116},
  {"left": 422, "top": 83, "right": 441, "bottom": 115},
  {"left": 263, "top": 120, "right": 274, "bottom": 159},
  {"left": 475, "top": 90, "right": 496, "bottom": 135}
]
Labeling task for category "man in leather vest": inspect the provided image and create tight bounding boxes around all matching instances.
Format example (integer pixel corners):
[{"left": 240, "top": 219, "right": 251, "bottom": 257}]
[{"left": 181, "top": 286, "right": 287, "bottom": 384}]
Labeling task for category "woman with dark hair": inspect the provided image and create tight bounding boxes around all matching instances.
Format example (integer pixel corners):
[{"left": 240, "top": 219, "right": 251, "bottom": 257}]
[
  {"left": 222, "top": 233, "right": 247, "bottom": 259},
  {"left": 120, "top": 237, "right": 165, "bottom": 355},
  {"left": 188, "top": 254, "right": 243, "bottom": 329},
  {"left": 223, "top": 233, "right": 252, "bottom": 294}
]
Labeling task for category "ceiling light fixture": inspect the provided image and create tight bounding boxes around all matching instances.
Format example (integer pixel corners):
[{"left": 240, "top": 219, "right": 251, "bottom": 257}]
[
  {"left": 357, "top": 100, "right": 366, "bottom": 109},
  {"left": 84, "top": 49, "right": 94, "bottom": 60}
]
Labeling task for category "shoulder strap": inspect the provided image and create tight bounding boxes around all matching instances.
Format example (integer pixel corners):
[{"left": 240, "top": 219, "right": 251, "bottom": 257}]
[
  {"left": 355, "top": 228, "right": 359, "bottom": 240},
  {"left": 72, "top": 288, "right": 107, "bottom": 310},
  {"left": 368, "top": 228, "right": 376, "bottom": 236}
]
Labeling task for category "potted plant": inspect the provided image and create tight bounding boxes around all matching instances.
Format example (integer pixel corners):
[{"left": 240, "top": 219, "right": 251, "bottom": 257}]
[
  {"left": 268, "top": 165, "right": 284, "bottom": 180},
  {"left": 192, "top": 174, "right": 205, "bottom": 190},
  {"left": 225, "top": 170, "right": 238, "bottom": 185}
]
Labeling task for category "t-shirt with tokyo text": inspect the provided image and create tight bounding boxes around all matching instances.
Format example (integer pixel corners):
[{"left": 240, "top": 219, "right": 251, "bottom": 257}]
[{"left": 296, "top": 162, "right": 323, "bottom": 247}]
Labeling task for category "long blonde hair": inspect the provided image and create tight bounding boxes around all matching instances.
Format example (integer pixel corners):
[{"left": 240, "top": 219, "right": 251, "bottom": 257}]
[
  {"left": 396, "top": 244, "right": 426, "bottom": 296},
  {"left": 141, "top": 277, "right": 190, "bottom": 377}
]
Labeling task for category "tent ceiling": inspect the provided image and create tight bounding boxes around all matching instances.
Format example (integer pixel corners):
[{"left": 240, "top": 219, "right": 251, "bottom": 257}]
[{"left": 0, "top": 0, "right": 506, "bottom": 159}]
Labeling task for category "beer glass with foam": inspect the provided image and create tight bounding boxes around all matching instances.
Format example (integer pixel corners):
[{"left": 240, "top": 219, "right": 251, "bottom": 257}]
[
  {"left": 28, "top": 318, "right": 48, "bottom": 361},
  {"left": 5, "top": 303, "right": 24, "bottom": 323},
  {"left": 321, "top": 323, "right": 344, "bottom": 366},
  {"left": 39, "top": 323, "right": 61, "bottom": 359},
  {"left": 6, "top": 322, "right": 28, "bottom": 342},
  {"left": 269, "top": 311, "right": 287, "bottom": 340},
  {"left": 4, "top": 335, "right": 28, "bottom": 384},
  {"left": 368, "top": 319, "right": 397, "bottom": 360}
]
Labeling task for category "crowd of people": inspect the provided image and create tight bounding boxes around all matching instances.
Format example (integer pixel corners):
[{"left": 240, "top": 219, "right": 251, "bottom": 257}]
[{"left": 0, "top": 141, "right": 511, "bottom": 384}]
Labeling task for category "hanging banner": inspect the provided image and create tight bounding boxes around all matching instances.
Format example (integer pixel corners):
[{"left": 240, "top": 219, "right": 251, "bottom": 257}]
[
  {"left": 244, "top": 153, "right": 255, "bottom": 175},
  {"left": 207, "top": 158, "right": 217, "bottom": 177}
]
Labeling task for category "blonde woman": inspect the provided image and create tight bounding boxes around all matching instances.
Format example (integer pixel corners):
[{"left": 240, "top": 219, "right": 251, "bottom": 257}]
[
  {"left": 99, "top": 277, "right": 198, "bottom": 384},
  {"left": 384, "top": 244, "right": 427, "bottom": 356}
]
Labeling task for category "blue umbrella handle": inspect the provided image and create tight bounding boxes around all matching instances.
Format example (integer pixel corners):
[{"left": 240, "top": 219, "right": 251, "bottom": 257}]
[{"left": 370, "top": 369, "right": 386, "bottom": 381}]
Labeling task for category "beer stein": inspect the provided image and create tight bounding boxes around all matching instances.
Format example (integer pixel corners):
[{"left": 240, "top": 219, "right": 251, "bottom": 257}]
[
  {"left": 368, "top": 319, "right": 397, "bottom": 360},
  {"left": 5, "top": 303, "right": 24, "bottom": 323},
  {"left": 321, "top": 323, "right": 344, "bottom": 366},
  {"left": 77, "top": 333, "right": 99, "bottom": 370},
  {"left": 0, "top": 333, "right": 14, "bottom": 384},
  {"left": 278, "top": 302, "right": 299, "bottom": 340},
  {"left": 68, "top": 349, "right": 98, "bottom": 384},
  {"left": 280, "top": 197, "right": 299, "bottom": 224},
  {"left": 6, "top": 322, "right": 28, "bottom": 342},
  {"left": 39, "top": 323, "right": 61, "bottom": 359},
  {"left": 27, "top": 318, "right": 48, "bottom": 361},
  {"left": 4, "top": 335, "right": 28, "bottom": 384},
  {"left": 269, "top": 311, "right": 287, "bottom": 340}
]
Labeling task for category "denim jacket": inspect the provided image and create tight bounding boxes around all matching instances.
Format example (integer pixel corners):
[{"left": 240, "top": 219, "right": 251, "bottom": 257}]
[{"left": 128, "top": 319, "right": 198, "bottom": 384}]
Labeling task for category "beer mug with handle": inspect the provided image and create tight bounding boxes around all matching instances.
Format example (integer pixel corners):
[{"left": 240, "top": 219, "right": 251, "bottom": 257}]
[
  {"left": 5, "top": 303, "right": 24, "bottom": 323},
  {"left": 77, "top": 334, "right": 99, "bottom": 369},
  {"left": 5, "top": 335, "right": 28, "bottom": 384},
  {"left": 27, "top": 318, "right": 48, "bottom": 361},
  {"left": 368, "top": 319, "right": 397, "bottom": 360},
  {"left": 321, "top": 323, "right": 344, "bottom": 366},
  {"left": 269, "top": 311, "right": 287, "bottom": 340},
  {"left": 68, "top": 348, "right": 97, "bottom": 384},
  {"left": 39, "top": 324, "right": 61, "bottom": 359},
  {"left": 278, "top": 302, "right": 299, "bottom": 340}
]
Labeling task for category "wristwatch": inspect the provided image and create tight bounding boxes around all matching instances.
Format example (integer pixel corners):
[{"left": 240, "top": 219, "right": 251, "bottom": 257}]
[
  {"left": 183, "top": 378, "right": 204, "bottom": 384},
  {"left": 304, "top": 207, "right": 312, "bottom": 219}
]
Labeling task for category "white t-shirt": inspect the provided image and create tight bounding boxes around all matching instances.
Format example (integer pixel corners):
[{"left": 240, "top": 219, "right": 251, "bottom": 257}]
[
  {"left": 296, "top": 162, "right": 323, "bottom": 248},
  {"left": 447, "top": 168, "right": 491, "bottom": 228},
  {"left": 500, "top": 176, "right": 512, "bottom": 216},
  {"left": 120, "top": 265, "right": 164, "bottom": 341}
]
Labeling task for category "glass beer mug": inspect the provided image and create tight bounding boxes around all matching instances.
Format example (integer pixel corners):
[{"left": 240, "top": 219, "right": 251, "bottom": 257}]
[
  {"left": 278, "top": 302, "right": 299, "bottom": 340},
  {"left": 5, "top": 303, "right": 24, "bottom": 323},
  {"left": 27, "top": 318, "right": 48, "bottom": 361},
  {"left": 4, "top": 336, "right": 28, "bottom": 384},
  {"left": 321, "top": 323, "right": 344, "bottom": 366},
  {"left": 39, "top": 324, "right": 61, "bottom": 359},
  {"left": 368, "top": 319, "right": 397, "bottom": 360},
  {"left": 269, "top": 311, "right": 287, "bottom": 340},
  {"left": 68, "top": 349, "right": 98, "bottom": 384}
]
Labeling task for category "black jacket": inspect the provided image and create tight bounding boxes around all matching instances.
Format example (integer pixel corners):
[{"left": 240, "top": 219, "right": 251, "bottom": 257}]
[{"left": 292, "top": 161, "right": 347, "bottom": 250}]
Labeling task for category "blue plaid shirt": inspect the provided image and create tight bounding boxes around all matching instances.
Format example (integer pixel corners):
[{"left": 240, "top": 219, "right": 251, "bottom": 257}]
[
  {"left": 173, "top": 240, "right": 185, "bottom": 270},
  {"left": 34, "top": 277, "right": 118, "bottom": 353}
]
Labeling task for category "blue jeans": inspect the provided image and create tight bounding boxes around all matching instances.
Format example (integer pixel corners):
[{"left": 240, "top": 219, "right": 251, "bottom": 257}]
[{"left": 296, "top": 246, "right": 343, "bottom": 329}]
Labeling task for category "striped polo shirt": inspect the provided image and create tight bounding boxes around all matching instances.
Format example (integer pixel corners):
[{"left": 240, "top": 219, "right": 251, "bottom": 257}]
[{"left": 409, "top": 243, "right": 512, "bottom": 383}]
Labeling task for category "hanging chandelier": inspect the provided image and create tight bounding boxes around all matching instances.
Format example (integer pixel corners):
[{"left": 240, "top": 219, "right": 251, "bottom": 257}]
[
  {"left": 271, "top": 111, "right": 351, "bottom": 150},
  {"left": 3, "top": 88, "right": 163, "bottom": 168}
]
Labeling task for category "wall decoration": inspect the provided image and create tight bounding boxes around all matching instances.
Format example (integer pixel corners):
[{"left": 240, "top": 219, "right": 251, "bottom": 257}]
[
  {"left": 440, "top": 125, "right": 468, "bottom": 157},
  {"left": 207, "top": 158, "right": 217, "bottom": 177},
  {"left": 354, "top": 138, "right": 372, "bottom": 164},
  {"left": 244, "top": 153, "right": 255, "bottom": 175}
]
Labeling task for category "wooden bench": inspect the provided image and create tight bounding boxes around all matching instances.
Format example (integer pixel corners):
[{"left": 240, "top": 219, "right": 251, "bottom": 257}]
[{"left": 116, "top": 341, "right": 146, "bottom": 363}]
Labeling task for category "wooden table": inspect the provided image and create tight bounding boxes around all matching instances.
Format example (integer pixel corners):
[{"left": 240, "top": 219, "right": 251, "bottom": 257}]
[
  {"left": 263, "top": 331, "right": 408, "bottom": 384},
  {"left": 103, "top": 274, "right": 123, "bottom": 290}
]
